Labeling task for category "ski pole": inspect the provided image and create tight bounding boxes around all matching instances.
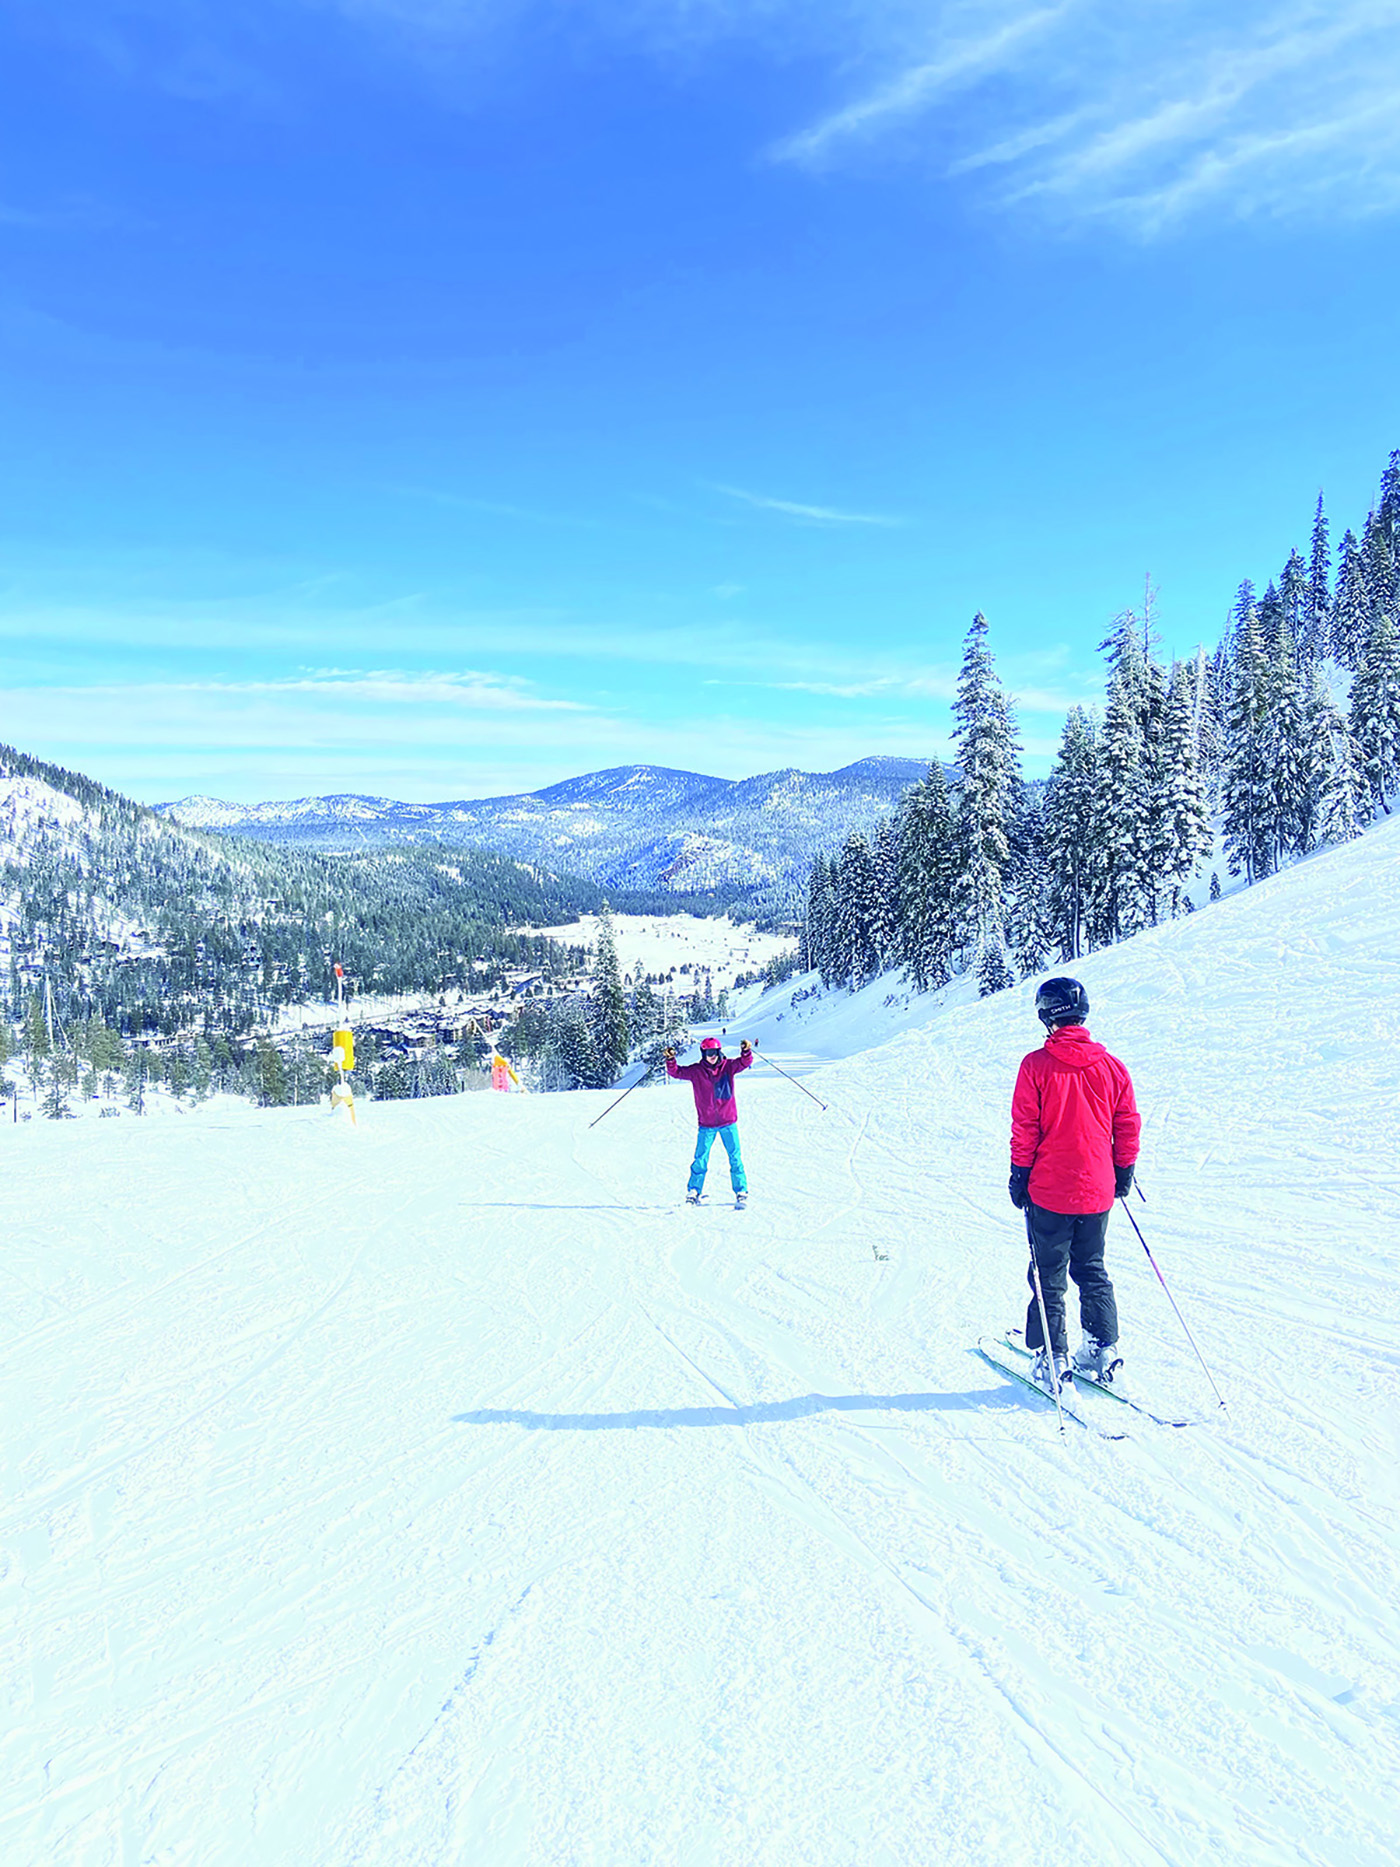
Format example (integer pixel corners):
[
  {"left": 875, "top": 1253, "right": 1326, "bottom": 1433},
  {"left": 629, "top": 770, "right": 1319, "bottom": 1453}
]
[
  {"left": 587, "top": 1066, "right": 656, "bottom": 1131},
  {"left": 1118, "top": 1197, "right": 1227, "bottom": 1412},
  {"left": 749, "top": 1042, "right": 828, "bottom": 1112},
  {"left": 1024, "top": 1210, "right": 1068, "bottom": 1438}
]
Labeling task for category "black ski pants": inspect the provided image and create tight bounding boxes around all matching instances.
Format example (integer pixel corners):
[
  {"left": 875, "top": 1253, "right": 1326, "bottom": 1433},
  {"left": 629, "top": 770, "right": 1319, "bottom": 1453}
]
[{"left": 1023, "top": 1205, "right": 1118, "bottom": 1354}]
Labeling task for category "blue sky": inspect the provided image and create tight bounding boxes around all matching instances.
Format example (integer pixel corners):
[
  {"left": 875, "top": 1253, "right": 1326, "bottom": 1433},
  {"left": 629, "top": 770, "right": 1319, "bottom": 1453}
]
[{"left": 3, "top": 1, "right": 1399, "bottom": 803}]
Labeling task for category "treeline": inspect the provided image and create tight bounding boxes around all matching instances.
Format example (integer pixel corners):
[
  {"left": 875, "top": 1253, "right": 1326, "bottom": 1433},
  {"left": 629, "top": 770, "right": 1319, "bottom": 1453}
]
[
  {"left": 807, "top": 450, "right": 1400, "bottom": 996},
  {"left": 0, "top": 1000, "right": 340, "bottom": 1118}
]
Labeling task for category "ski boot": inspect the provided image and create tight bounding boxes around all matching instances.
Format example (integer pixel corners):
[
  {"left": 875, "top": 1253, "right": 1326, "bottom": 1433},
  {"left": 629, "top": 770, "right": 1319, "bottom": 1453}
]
[
  {"left": 1029, "top": 1347, "right": 1073, "bottom": 1393},
  {"left": 734, "top": 1191, "right": 748, "bottom": 1210},
  {"left": 685, "top": 1189, "right": 703, "bottom": 1206},
  {"left": 1073, "top": 1336, "right": 1123, "bottom": 1382}
]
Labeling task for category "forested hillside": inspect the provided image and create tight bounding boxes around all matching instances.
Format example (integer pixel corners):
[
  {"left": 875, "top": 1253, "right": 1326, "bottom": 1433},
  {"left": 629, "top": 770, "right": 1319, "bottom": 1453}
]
[
  {"left": 806, "top": 448, "right": 1400, "bottom": 994},
  {"left": 0, "top": 743, "right": 603, "bottom": 1040}
]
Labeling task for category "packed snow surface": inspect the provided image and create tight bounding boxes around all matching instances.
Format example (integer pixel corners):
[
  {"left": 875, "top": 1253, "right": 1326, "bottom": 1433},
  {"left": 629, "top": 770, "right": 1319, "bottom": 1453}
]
[{"left": 5, "top": 823, "right": 1400, "bottom": 1865}]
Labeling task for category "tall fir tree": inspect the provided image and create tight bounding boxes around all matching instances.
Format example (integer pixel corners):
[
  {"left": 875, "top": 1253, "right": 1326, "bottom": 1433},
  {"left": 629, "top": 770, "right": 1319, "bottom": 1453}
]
[
  {"left": 1318, "top": 715, "right": 1369, "bottom": 845},
  {"left": 1305, "top": 493, "right": 1331, "bottom": 660},
  {"left": 895, "top": 765, "right": 959, "bottom": 991},
  {"left": 1156, "top": 661, "right": 1215, "bottom": 904},
  {"left": 805, "top": 856, "right": 838, "bottom": 984},
  {"left": 1364, "top": 505, "right": 1398, "bottom": 634},
  {"left": 1221, "top": 595, "right": 1272, "bottom": 883},
  {"left": 1260, "top": 633, "right": 1311, "bottom": 868},
  {"left": 590, "top": 903, "right": 630, "bottom": 1081},
  {"left": 871, "top": 817, "right": 902, "bottom": 971},
  {"left": 834, "top": 832, "right": 882, "bottom": 990},
  {"left": 949, "top": 613, "right": 1021, "bottom": 992},
  {"left": 1278, "top": 549, "right": 1309, "bottom": 660},
  {"left": 558, "top": 1006, "right": 604, "bottom": 1089},
  {"left": 1041, "top": 706, "right": 1098, "bottom": 961},
  {"left": 1297, "top": 666, "right": 1338, "bottom": 856},
  {"left": 1349, "top": 608, "right": 1400, "bottom": 816},
  {"left": 1189, "top": 643, "right": 1226, "bottom": 796},
  {"left": 1084, "top": 669, "right": 1146, "bottom": 944},
  {"left": 1330, "top": 529, "right": 1371, "bottom": 669},
  {"left": 1004, "top": 785, "right": 1051, "bottom": 977},
  {"left": 1256, "top": 579, "right": 1284, "bottom": 660},
  {"left": 1306, "top": 496, "right": 1336, "bottom": 664}
]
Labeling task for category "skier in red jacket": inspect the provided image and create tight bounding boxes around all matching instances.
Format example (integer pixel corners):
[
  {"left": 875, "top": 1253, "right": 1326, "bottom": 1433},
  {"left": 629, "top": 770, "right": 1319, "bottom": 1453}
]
[
  {"left": 664, "top": 1035, "right": 753, "bottom": 1207},
  {"left": 1008, "top": 977, "right": 1140, "bottom": 1390}
]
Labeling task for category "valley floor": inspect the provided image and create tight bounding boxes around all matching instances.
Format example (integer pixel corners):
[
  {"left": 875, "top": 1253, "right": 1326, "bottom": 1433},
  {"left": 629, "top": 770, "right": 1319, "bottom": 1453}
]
[{"left": 4, "top": 821, "right": 1400, "bottom": 1866}]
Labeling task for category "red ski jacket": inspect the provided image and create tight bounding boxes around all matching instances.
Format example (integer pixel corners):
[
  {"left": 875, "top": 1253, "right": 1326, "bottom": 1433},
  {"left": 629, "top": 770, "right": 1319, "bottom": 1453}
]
[
  {"left": 667, "top": 1050, "right": 752, "bottom": 1128},
  {"left": 1010, "top": 1023, "right": 1140, "bottom": 1215}
]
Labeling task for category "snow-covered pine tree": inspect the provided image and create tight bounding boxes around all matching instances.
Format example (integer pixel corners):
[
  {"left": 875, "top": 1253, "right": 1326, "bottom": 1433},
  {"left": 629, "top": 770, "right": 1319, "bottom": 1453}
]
[
  {"left": 1279, "top": 549, "right": 1309, "bottom": 662},
  {"left": 1256, "top": 580, "right": 1284, "bottom": 660},
  {"left": 1330, "top": 529, "right": 1371, "bottom": 669},
  {"left": 1156, "top": 661, "right": 1214, "bottom": 905},
  {"left": 895, "top": 765, "right": 959, "bottom": 991},
  {"left": 1364, "top": 505, "right": 1398, "bottom": 638},
  {"left": 590, "top": 904, "right": 630, "bottom": 1082},
  {"left": 1380, "top": 449, "right": 1400, "bottom": 535},
  {"left": 949, "top": 613, "right": 1021, "bottom": 993},
  {"left": 1297, "top": 666, "right": 1339, "bottom": 855},
  {"left": 1131, "top": 656, "right": 1177, "bottom": 927},
  {"left": 1097, "top": 598, "right": 1149, "bottom": 721},
  {"left": 1260, "top": 625, "right": 1311, "bottom": 868},
  {"left": 1004, "top": 784, "right": 1052, "bottom": 977},
  {"left": 558, "top": 1006, "right": 604, "bottom": 1089},
  {"left": 871, "top": 817, "right": 902, "bottom": 972},
  {"left": 1305, "top": 493, "right": 1332, "bottom": 662},
  {"left": 1084, "top": 668, "right": 1146, "bottom": 944},
  {"left": 804, "top": 856, "right": 838, "bottom": 986},
  {"left": 1349, "top": 607, "right": 1400, "bottom": 817},
  {"left": 1190, "top": 644, "right": 1226, "bottom": 798},
  {"left": 1042, "top": 706, "right": 1098, "bottom": 961},
  {"left": 1221, "top": 591, "right": 1272, "bottom": 883},
  {"left": 1318, "top": 714, "right": 1369, "bottom": 845},
  {"left": 974, "top": 934, "right": 1017, "bottom": 997},
  {"left": 834, "top": 831, "right": 882, "bottom": 990}
]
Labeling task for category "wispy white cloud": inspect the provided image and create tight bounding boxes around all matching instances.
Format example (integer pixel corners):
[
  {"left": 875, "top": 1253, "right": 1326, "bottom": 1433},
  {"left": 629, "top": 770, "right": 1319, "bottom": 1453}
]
[
  {"left": 771, "top": 5, "right": 1069, "bottom": 166},
  {"left": 768, "top": 1, "right": 1400, "bottom": 232},
  {"left": 250, "top": 667, "right": 591, "bottom": 710},
  {"left": 710, "top": 483, "right": 904, "bottom": 527}
]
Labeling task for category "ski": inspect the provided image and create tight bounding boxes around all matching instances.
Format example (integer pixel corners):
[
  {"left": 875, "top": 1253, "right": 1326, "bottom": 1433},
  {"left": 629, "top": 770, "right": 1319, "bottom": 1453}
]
[
  {"left": 1001, "top": 1331, "right": 1191, "bottom": 1428},
  {"left": 976, "top": 1338, "right": 1128, "bottom": 1440}
]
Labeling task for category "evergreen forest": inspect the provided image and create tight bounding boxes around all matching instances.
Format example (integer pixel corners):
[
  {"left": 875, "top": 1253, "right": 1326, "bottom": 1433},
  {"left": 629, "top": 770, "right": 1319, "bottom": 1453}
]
[{"left": 805, "top": 449, "right": 1400, "bottom": 996}]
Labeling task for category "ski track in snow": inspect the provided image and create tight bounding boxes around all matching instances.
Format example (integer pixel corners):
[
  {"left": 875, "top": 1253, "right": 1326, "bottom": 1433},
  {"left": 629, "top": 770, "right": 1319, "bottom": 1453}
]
[{"left": 4, "top": 822, "right": 1400, "bottom": 1864}]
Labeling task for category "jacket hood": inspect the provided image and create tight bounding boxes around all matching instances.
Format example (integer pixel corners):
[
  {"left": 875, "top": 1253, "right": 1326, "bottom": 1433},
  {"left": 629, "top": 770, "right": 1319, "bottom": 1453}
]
[{"left": 1043, "top": 1023, "right": 1108, "bottom": 1070}]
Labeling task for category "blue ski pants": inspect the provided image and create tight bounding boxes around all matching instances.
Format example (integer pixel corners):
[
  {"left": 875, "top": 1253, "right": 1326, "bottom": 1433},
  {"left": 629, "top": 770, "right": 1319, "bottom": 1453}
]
[{"left": 689, "top": 1122, "right": 746, "bottom": 1194}]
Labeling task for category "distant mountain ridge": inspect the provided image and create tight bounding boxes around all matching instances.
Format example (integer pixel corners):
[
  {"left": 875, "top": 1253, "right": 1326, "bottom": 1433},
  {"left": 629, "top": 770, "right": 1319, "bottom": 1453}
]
[{"left": 159, "top": 757, "right": 937, "bottom": 905}]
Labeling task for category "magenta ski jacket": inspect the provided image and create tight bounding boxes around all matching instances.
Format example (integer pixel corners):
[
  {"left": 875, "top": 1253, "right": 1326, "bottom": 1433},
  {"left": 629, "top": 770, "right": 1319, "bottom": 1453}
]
[{"left": 667, "top": 1051, "right": 752, "bottom": 1127}]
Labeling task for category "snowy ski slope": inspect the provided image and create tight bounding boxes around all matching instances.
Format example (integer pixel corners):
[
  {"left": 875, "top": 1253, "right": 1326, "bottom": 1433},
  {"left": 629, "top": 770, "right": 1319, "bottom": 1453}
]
[{"left": 4, "top": 820, "right": 1400, "bottom": 1865}]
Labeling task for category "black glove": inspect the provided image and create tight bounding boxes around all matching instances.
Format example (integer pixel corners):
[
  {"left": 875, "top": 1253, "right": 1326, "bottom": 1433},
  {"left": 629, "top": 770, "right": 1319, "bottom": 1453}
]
[
  {"left": 662, "top": 1046, "right": 676, "bottom": 1061},
  {"left": 1114, "top": 1163, "right": 1135, "bottom": 1199},
  {"left": 1008, "top": 1165, "right": 1031, "bottom": 1210},
  {"left": 740, "top": 1040, "right": 752, "bottom": 1056}
]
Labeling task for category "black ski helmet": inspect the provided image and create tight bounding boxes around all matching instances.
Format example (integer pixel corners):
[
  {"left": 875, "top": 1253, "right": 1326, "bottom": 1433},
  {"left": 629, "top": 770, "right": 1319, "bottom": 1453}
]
[{"left": 1035, "top": 976, "right": 1089, "bottom": 1029}]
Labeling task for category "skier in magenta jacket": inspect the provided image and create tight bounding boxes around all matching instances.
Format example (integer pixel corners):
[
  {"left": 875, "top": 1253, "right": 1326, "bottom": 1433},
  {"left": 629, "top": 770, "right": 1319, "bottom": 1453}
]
[
  {"left": 664, "top": 1036, "right": 753, "bottom": 1207},
  {"left": 1008, "top": 977, "right": 1140, "bottom": 1388}
]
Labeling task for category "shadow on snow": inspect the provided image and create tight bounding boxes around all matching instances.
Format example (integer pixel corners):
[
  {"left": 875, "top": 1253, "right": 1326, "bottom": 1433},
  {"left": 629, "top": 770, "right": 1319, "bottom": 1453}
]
[{"left": 453, "top": 1389, "right": 1021, "bottom": 1430}]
